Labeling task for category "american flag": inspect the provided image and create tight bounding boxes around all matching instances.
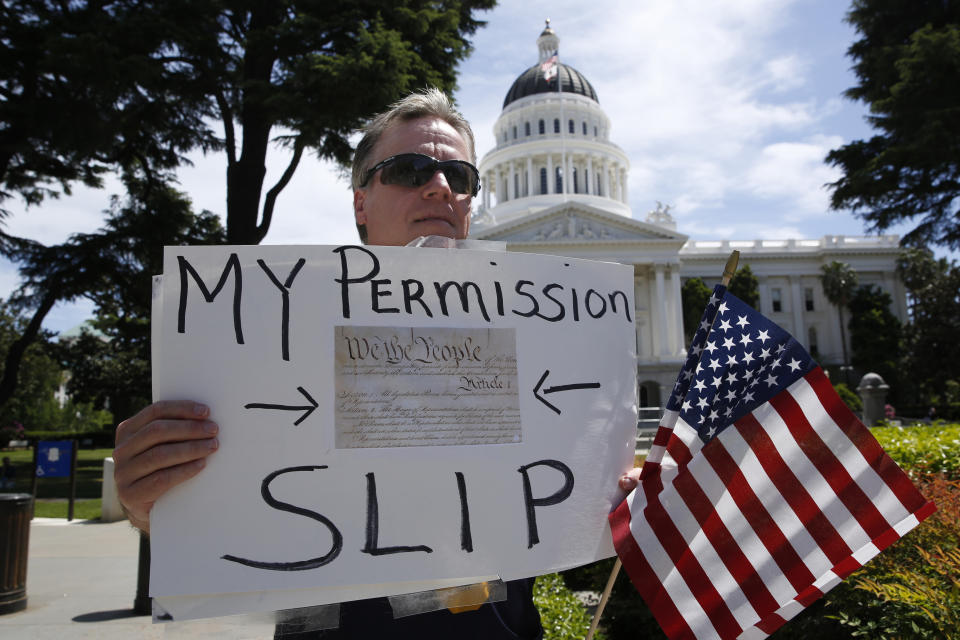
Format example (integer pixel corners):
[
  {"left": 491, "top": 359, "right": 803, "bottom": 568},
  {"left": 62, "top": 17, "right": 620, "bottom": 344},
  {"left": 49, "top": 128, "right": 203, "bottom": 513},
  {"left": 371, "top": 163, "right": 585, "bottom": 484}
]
[
  {"left": 541, "top": 50, "right": 558, "bottom": 81},
  {"left": 609, "top": 285, "right": 936, "bottom": 640}
]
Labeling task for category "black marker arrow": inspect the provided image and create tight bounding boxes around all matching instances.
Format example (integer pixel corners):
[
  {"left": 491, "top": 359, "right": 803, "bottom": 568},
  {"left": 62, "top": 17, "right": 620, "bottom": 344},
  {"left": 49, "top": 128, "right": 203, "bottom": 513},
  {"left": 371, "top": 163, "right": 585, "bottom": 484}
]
[
  {"left": 533, "top": 369, "right": 601, "bottom": 415},
  {"left": 245, "top": 386, "right": 318, "bottom": 426}
]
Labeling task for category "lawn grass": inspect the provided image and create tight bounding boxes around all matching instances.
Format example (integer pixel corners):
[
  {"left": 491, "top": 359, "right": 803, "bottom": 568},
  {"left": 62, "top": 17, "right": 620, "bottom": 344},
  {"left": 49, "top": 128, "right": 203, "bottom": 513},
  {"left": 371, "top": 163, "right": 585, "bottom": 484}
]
[{"left": 33, "top": 498, "right": 102, "bottom": 520}]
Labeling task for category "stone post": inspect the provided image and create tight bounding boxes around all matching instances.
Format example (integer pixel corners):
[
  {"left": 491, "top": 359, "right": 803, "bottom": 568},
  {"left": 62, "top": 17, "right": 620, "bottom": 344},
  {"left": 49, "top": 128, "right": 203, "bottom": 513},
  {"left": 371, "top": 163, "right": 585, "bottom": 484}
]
[{"left": 857, "top": 373, "right": 890, "bottom": 426}]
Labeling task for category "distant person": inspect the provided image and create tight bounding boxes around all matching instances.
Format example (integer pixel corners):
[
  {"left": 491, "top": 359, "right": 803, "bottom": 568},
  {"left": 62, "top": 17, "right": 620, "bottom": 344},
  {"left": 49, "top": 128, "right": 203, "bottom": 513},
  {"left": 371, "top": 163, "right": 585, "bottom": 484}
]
[{"left": 928, "top": 406, "right": 937, "bottom": 422}]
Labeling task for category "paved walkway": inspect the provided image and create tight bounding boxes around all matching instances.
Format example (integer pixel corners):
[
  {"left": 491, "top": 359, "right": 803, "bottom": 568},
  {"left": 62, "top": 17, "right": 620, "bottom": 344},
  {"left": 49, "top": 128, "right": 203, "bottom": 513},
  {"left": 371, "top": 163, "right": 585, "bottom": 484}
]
[{"left": 0, "top": 518, "right": 275, "bottom": 639}]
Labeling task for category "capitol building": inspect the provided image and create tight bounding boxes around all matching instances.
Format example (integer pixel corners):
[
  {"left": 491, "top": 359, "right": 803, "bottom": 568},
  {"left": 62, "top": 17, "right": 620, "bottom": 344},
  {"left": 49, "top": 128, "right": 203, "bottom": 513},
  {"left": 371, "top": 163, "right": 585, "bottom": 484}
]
[{"left": 470, "top": 22, "right": 906, "bottom": 408}]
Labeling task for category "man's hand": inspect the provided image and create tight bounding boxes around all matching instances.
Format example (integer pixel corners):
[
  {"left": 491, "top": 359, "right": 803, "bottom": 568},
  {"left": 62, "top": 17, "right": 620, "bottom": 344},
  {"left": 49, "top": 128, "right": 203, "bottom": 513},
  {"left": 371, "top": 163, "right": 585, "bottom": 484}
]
[
  {"left": 618, "top": 467, "right": 642, "bottom": 493},
  {"left": 113, "top": 401, "right": 219, "bottom": 534}
]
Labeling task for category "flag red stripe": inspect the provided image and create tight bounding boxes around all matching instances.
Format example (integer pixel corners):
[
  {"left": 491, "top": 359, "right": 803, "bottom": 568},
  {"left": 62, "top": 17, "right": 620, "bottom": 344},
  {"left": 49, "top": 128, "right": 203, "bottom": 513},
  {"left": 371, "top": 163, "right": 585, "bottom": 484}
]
[
  {"left": 702, "top": 441, "right": 816, "bottom": 592},
  {"left": 754, "top": 611, "right": 788, "bottom": 634},
  {"left": 805, "top": 368, "right": 929, "bottom": 513},
  {"left": 609, "top": 500, "right": 696, "bottom": 640},
  {"left": 654, "top": 425, "right": 673, "bottom": 447},
  {"left": 667, "top": 433, "right": 693, "bottom": 467},
  {"left": 643, "top": 492, "right": 742, "bottom": 638},
  {"left": 768, "top": 391, "right": 890, "bottom": 540},
  {"left": 831, "top": 556, "right": 861, "bottom": 579},
  {"left": 735, "top": 413, "right": 853, "bottom": 565},
  {"left": 672, "top": 470, "right": 780, "bottom": 616}
]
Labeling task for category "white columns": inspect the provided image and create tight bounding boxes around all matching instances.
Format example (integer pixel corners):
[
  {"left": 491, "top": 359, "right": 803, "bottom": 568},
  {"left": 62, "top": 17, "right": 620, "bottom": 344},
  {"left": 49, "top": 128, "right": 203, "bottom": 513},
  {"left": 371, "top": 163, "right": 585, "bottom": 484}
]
[
  {"left": 655, "top": 265, "right": 669, "bottom": 357},
  {"left": 547, "top": 154, "right": 555, "bottom": 194},
  {"left": 525, "top": 157, "right": 533, "bottom": 198},
  {"left": 621, "top": 168, "right": 628, "bottom": 204},
  {"left": 602, "top": 161, "right": 610, "bottom": 198},
  {"left": 669, "top": 266, "right": 683, "bottom": 356},
  {"left": 790, "top": 276, "right": 805, "bottom": 345},
  {"left": 758, "top": 278, "right": 770, "bottom": 315},
  {"left": 586, "top": 156, "right": 593, "bottom": 195},
  {"left": 508, "top": 161, "right": 516, "bottom": 200}
]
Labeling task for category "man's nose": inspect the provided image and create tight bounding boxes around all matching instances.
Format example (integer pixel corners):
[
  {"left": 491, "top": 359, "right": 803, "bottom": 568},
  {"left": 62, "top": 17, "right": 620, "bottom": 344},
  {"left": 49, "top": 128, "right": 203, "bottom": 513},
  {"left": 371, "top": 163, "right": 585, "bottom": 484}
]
[{"left": 421, "top": 169, "right": 453, "bottom": 201}]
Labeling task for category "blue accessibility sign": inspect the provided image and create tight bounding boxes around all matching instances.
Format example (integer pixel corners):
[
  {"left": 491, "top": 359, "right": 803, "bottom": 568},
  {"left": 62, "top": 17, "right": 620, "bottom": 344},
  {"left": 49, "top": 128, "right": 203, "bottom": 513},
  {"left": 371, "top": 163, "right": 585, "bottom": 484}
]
[{"left": 36, "top": 440, "right": 73, "bottom": 478}]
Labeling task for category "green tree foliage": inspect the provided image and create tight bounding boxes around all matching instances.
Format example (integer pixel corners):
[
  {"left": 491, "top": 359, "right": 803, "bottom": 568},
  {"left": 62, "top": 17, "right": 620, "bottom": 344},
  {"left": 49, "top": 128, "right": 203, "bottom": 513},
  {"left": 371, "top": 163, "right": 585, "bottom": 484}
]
[
  {"left": 681, "top": 277, "right": 712, "bottom": 342},
  {"left": 896, "top": 247, "right": 960, "bottom": 405},
  {"left": 820, "top": 261, "right": 859, "bottom": 366},
  {"left": 43, "top": 175, "right": 226, "bottom": 421},
  {"left": 847, "top": 284, "right": 902, "bottom": 398},
  {"left": 0, "top": 300, "right": 109, "bottom": 431},
  {"left": 728, "top": 263, "right": 759, "bottom": 308},
  {"left": 0, "top": 1, "right": 211, "bottom": 214},
  {"left": 826, "top": 0, "right": 960, "bottom": 250},
  {"left": 1, "top": 1, "right": 496, "bottom": 241}
]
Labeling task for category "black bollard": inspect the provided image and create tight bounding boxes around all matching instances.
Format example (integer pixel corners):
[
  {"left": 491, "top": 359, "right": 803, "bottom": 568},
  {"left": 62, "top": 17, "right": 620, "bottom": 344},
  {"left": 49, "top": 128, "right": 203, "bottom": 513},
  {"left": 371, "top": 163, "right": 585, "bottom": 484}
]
[{"left": 133, "top": 531, "right": 151, "bottom": 615}]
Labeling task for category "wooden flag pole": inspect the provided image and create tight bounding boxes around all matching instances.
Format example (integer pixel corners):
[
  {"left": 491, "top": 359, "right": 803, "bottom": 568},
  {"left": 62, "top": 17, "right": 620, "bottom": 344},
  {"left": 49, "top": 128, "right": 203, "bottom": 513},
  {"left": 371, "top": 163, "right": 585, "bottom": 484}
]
[{"left": 584, "top": 250, "right": 741, "bottom": 640}]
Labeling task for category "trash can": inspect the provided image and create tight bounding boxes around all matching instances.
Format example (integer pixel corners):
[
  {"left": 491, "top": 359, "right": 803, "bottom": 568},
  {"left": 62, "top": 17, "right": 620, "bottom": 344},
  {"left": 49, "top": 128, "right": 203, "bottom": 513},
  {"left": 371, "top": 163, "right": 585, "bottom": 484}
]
[{"left": 0, "top": 493, "right": 32, "bottom": 614}]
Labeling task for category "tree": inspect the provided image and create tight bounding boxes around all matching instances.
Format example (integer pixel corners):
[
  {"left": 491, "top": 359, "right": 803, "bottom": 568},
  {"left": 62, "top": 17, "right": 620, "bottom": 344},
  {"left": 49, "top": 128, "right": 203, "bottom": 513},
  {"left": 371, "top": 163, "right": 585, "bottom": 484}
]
[
  {"left": 896, "top": 247, "right": 960, "bottom": 403},
  {"left": 847, "top": 284, "right": 902, "bottom": 398},
  {"left": 0, "top": 0, "right": 495, "bottom": 405},
  {"left": 681, "top": 277, "right": 712, "bottom": 342},
  {"left": 0, "top": 1, "right": 211, "bottom": 214},
  {"left": 2, "top": 1, "right": 496, "bottom": 242},
  {"left": 826, "top": 0, "right": 960, "bottom": 250},
  {"left": 44, "top": 175, "right": 226, "bottom": 421},
  {"left": 728, "top": 264, "right": 759, "bottom": 309},
  {"left": 820, "top": 261, "right": 859, "bottom": 369}
]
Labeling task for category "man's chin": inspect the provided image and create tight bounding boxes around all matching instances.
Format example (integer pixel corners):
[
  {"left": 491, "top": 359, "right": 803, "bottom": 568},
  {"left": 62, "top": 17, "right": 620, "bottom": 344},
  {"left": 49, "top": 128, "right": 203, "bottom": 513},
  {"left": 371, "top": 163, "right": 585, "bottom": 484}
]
[{"left": 412, "top": 218, "right": 460, "bottom": 238}]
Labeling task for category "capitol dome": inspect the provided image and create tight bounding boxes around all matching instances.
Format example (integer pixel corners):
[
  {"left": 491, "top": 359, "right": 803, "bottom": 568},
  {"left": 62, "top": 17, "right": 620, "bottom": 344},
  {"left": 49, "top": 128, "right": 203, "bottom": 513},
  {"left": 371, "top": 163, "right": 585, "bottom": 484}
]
[
  {"left": 473, "top": 20, "right": 631, "bottom": 228},
  {"left": 503, "top": 63, "right": 598, "bottom": 108}
]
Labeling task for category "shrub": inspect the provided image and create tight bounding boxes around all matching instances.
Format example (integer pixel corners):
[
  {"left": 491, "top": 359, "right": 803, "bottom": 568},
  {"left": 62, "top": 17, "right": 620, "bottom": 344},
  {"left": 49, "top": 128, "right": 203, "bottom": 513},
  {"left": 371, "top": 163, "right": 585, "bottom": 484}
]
[
  {"left": 834, "top": 382, "right": 863, "bottom": 413},
  {"left": 872, "top": 423, "right": 960, "bottom": 479},
  {"left": 534, "top": 572, "right": 605, "bottom": 640}
]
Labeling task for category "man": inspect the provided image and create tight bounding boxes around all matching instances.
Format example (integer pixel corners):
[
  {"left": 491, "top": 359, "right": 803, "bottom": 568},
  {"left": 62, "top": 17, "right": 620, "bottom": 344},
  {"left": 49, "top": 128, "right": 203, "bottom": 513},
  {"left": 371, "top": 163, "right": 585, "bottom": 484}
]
[{"left": 114, "top": 88, "right": 640, "bottom": 638}]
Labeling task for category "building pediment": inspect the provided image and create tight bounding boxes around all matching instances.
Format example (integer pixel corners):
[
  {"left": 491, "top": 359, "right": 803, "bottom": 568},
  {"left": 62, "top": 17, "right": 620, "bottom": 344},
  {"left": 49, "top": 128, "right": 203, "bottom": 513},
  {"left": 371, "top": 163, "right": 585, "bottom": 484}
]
[{"left": 473, "top": 202, "right": 688, "bottom": 246}]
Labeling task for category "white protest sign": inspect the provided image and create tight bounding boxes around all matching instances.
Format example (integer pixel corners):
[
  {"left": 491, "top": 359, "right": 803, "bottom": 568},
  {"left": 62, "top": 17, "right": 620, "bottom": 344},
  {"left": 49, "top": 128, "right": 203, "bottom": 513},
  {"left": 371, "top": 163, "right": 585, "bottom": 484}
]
[{"left": 150, "top": 244, "right": 637, "bottom": 608}]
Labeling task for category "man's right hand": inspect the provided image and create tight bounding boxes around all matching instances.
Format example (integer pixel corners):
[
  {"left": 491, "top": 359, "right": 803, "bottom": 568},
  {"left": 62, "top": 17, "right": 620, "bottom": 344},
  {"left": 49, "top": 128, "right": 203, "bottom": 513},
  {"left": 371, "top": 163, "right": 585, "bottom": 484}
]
[{"left": 113, "top": 400, "right": 219, "bottom": 534}]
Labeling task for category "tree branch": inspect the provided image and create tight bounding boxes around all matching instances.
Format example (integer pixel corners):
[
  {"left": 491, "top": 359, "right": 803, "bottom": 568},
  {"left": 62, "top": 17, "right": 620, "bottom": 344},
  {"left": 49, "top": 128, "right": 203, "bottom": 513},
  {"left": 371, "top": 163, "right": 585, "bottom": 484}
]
[
  {"left": 255, "top": 138, "right": 305, "bottom": 243},
  {"left": 0, "top": 288, "right": 59, "bottom": 406}
]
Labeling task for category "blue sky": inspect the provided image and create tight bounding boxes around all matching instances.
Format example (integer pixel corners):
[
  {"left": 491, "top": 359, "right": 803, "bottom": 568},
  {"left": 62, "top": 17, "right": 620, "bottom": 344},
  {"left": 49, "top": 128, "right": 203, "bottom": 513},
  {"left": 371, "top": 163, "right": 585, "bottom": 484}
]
[{"left": 0, "top": 0, "right": 945, "bottom": 333}]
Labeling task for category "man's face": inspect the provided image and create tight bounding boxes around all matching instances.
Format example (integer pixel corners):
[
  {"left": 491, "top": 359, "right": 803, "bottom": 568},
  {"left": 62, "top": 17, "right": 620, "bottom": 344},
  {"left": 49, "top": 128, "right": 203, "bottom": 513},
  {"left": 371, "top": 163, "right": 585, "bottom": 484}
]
[{"left": 354, "top": 116, "right": 473, "bottom": 246}]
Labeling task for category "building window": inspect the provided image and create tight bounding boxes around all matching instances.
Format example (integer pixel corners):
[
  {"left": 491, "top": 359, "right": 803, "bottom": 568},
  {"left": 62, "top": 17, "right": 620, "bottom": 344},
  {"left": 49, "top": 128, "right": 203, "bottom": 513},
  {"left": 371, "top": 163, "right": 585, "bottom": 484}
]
[
  {"left": 514, "top": 173, "right": 519, "bottom": 199},
  {"left": 525, "top": 122, "right": 531, "bottom": 136},
  {"left": 538, "top": 119, "right": 545, "bottom": 135},
  {"left": 808, "top": 326, "right": 819, "bottom": 357},
  {"left": 540, "top": 167, "right": 547, "bottom": 194},
  {"left": 555, "top": 166, "right": 563, "bottom": 193},
  {"left": 553, "top": 118, "right": 560, "bottom": 133},
  {"left": 594, "top": 126, "right": 598, "bottom": 137},
  {"left": 568, "top": 119, "right": 574, "bottom": 134},
  {"left": 596, "top": 174, "right": 602, "bottom": 196},
  {"left": 573, "top": 167, "right": 578, "bottom": 194},
  {"left": 512, "top": 125, "right": 517, "bottom": 140},
  {"left": 582, "top": 121, "right": 587, "bottom": 135},
  {"left": 804, "top": 287, "right": 815, "bottom": 311},
  {"left": 772, "top": 288, "right": 782, "bottom": 312}
]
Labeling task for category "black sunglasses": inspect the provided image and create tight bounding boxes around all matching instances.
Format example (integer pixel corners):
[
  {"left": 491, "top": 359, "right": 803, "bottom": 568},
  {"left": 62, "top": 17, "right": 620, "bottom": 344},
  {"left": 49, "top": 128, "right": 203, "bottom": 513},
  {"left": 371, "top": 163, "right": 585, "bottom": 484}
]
[{"left": 362, "top": 153, "right": 481, "bottom": 196}]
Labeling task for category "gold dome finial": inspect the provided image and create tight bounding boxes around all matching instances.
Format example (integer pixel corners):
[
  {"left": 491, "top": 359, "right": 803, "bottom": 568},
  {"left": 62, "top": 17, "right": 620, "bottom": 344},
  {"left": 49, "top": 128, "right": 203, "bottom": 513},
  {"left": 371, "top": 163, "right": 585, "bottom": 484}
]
[{"left": 541, "top": 18, "right": 554, "bottom": 35}]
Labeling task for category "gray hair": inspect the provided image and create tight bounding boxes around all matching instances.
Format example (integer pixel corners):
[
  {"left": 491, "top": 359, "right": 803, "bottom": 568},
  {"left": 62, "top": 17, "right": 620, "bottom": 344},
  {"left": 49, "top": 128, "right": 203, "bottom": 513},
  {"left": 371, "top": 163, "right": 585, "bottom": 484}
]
[
  {"left": 351, "top": 89, "right": 475, "bottom": 243},
  {"left": 351, "top": 88, "right": 476, "bottom": 192}
]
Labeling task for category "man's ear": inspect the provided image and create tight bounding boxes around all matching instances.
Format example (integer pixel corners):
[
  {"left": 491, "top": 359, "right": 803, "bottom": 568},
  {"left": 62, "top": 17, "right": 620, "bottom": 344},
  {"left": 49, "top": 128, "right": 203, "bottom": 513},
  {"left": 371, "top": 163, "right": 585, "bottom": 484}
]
[{"left": 353, "top": 189, "right": 367, "bottom": 225}]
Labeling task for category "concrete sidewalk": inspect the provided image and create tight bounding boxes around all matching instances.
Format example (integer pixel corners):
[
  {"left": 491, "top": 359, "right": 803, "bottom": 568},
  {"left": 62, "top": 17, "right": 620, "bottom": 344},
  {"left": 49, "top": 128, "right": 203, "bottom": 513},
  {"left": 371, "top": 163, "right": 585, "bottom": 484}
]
[{"left": 0, "top": 518, "right": 275, "bottom": 639}]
